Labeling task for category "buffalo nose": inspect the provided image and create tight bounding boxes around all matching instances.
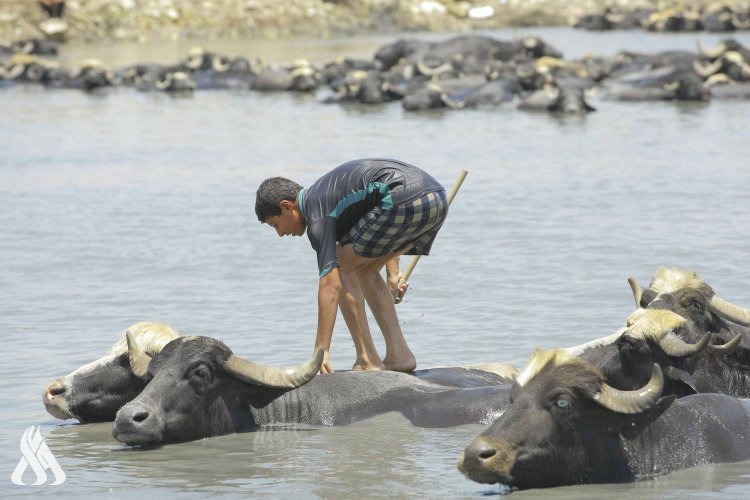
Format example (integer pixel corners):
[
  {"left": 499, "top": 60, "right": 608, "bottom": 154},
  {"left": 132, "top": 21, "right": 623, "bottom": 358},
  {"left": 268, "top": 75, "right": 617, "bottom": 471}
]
[
  {"left": 466, "top": 437, "right": 497, "bottom": 462},
  {"left": 132, "top": 410, "right": 149, "bottom": 423},
  {"left": 45, "top": 380, "right": 66, "bottom": 398}
]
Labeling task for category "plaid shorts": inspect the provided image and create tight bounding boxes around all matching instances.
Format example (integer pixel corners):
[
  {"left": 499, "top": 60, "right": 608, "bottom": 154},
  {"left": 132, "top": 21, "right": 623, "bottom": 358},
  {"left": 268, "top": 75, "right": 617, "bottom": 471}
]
[{"left": 340, "top": 190, "right": 448, "bottom": 258}]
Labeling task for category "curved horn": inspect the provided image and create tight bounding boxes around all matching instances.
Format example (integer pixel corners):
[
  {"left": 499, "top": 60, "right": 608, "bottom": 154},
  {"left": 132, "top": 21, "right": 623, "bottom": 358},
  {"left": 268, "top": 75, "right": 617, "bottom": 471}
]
[
  {"left": 697, "top": 41, "right": 726, "bottom": 59},
  {"left": 605, "top": 13, "right": 625, "bottom": 24},
  {"left": 7, "top": 63, "right": 26, "bottom": 80},
  {"left": 723, "top": 51, "right": 746, "bottom": 65},
  {"left": 291, "top": 66, "right": 315, "bottom": 79},
  {"left": 126, "top": 332, "right": 152, "bottom": 378},
  {"left": 692, "top": 58, "right": 723, "bottom": 78},
  {"left": 223, "top": 348, "right": 323, "bottom": 388},
  {"left": 708, "top": 333, "right": 742, "bottom": 355},
  {"left": 657, "top": 331, "right": 711, "bottom": 357},
  {"left": 212, "top": 55, "right": 231, "bottom": 73},
  {"left": 440, "top": 92, "right": 465, "bottom": 110},
  {"left": 515, "top": 65, "right": 536, "bottom": 79},
  {"left": 628, "top": 277, "right": 643, "bottom": 307},
  {"left": 704, "top": 73, "right": 730, "bottom": 87},
  {"left": 593, "top": 364, "right": 664, "bottom": 414},
  {"left": 19, "top": 40, "right": 35, "bottom": 54},
  {"left": 709, "top": 295, "right": 750, "bottom": 327},
  {"left": 416, "top": 60, "right": 453, "bottom": 77},
  {"left": 732, "top": 14, "right": 750, "bottom": 30},
  {"left": 155, "top": 74, "right": 172, "bottom": 91},
  {"left": 663, "top": 81, "right": 680, "bottom": 92}
]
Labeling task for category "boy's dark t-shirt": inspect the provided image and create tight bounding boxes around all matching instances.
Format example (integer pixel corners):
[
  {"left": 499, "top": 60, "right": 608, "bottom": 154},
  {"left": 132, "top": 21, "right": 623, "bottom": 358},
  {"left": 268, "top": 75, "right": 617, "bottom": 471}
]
[{"left": 299, "top": 158, "right": 443, "bottom": 278}]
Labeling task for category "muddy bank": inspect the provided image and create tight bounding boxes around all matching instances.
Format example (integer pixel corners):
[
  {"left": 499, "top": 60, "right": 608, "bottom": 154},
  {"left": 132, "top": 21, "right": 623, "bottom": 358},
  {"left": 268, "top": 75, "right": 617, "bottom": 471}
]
[{"left": 0, "top": 0, "right": 678, "bottom": 43}]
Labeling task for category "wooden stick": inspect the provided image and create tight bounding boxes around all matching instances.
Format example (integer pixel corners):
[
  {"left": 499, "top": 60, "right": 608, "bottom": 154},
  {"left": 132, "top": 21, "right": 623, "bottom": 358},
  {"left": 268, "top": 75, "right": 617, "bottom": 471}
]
[{"left": 401, "top": 169, "right": 468, "bottom": 283}]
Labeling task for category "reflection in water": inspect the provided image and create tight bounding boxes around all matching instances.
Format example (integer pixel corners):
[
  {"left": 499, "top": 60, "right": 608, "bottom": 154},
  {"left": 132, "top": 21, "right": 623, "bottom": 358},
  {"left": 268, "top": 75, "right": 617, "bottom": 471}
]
[{"left": 44, "top": 416, "right": 491, "bottom": 496}]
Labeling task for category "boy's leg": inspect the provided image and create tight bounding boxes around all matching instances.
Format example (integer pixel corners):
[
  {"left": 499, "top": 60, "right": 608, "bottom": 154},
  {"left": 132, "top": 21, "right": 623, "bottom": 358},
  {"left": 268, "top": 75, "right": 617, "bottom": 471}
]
[
  {"left": 357, "top": 256, "right": 416, "bottom": 372},
  {"left": 337, "top": 247, "right": 385, "bottom": 371},
  {"left": 340, "top": 245, "right": 417, "bottom": 372}
]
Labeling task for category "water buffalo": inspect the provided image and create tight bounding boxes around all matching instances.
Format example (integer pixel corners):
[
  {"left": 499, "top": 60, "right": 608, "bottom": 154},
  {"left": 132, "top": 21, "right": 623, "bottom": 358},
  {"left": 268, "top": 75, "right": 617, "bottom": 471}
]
[
  {"left": 704, "top": 74, "right": 750, "bottom": 99},
  {"left": 42, "top": 321, "right": 180, "bottom": 423},
  {"left": 251, "top": 60, "right": 322, "bottom": 92},
  {"left": 603, "top": 64, "right": 708, "bottom": 101},
  {"left": 458, "top": 349, "right": 750, "bottom": 488},
  {"left": 628, "top": 266, "right": 750, "bottom": 396},
  {"left": 373, "top": 39, "right": 433, "bottom": 72},
  {"left": 323, "top": 70, "right": 389, "bottom": 104},
  {"left": 518, "top": 83, "right": 596, "bottom": 114},
  {"left": 113, "top": 335, "right": 512, "bottom": 446},
  {"left": 42, "top": 59, "right": 114, "bottom": 90},
  {"left": 43, "top": 325, "right": 515, "bottom": 426},
  {"left": 565, "top": 308, "right": 720, "bottom": 397}
]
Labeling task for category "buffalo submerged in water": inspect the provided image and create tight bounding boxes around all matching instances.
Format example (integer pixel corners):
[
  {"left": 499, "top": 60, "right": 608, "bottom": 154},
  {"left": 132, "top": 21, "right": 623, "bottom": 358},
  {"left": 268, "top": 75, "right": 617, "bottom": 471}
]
[
  {"left": 42, "top": 325, "right": 515, "bottom": 425},
  {"left": 458, "top": 349, "right": 750, "bottom": 489},
  {"left": 42, "top": 321, "right": 180, "bottom": 423},
  {"left": 564, "top": 307, "right": 741, "bottom": 397},
  {"left": 627, "top": 266, "right": 750, "bottom": 397},
  {"left": 112, "top": 335, "right": 512, "bottom": 446}
]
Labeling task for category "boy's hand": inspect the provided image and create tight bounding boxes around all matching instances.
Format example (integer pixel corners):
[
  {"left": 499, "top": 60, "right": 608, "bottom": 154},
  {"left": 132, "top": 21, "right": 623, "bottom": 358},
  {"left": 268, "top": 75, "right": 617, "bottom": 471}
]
[
  {"left": 387, "top": 272, "right": 409, "bottom": 304},
  {"left": 318, "top": 349, "right": 334, "bottom": 374}
]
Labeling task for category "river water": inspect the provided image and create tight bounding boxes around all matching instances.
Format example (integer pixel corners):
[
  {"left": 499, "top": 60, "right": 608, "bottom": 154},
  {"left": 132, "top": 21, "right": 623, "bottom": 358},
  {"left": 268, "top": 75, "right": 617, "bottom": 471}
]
[{"left": 1, "top": 27, "right": 749, "bottom": 498}]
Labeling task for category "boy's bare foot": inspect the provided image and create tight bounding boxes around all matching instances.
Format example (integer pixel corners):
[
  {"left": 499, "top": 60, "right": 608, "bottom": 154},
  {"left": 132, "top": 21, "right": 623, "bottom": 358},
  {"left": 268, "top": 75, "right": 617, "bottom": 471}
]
[
  {"left": 383, "top": 354, "right": 417, "bottom": 373},
  {"left": 352, "top": 359, "right": 385, "bottom": 371}
]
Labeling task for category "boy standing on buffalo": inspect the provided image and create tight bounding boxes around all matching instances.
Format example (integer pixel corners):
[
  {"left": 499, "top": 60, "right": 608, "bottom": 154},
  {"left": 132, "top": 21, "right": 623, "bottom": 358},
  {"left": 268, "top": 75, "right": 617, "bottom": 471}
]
[{"left": 255, "top": 158, "right": 448, "bottom": 374}]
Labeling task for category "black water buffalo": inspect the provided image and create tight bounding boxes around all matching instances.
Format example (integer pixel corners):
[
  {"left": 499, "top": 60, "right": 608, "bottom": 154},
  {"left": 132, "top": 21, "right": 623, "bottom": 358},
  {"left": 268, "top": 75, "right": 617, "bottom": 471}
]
[
  {"left": 251, "top": 60, "right": 322, "bottom": 92},
  {"left": 564, "top": 308, "right": 722, "bottom": 397},
  {"left": 41, "top": 59, "right": 114, "bottom": 90},
  {"left": 414, "top": 35, "right": 562, "bottom": 79},
  {"left": 373, "top": 39, "right": 433, "bottom": 71},
  {"left": 43, "top": 322, "right": 180, "bottom": 423},
  {"left": 705, "top": 75, "right": 750, "bottom": 99},
  {"left": 518, "top": 83, "right": 596, "bottom": 114},
  {"left": 401, "top": 76, "right": 515, "bottom": 110},
  {"left": 458, "top": 349, "right": 750, "bottom": 488},
  {"left": 113, "top": 335, "right": 512, "bottom": 446},
  {"left": 43, "top": 328, "right": 513, "bottom": 425},
  {"left": 628, "top": 266, "right": 750, "bottom": 396},
  {"left": 694, "top": 39, "right": 750, "bottom": 83},
  {"left": 603, "top": 63, "right": 708, "bottom": 101},
  {"left": 323, "top": 70, "right": 389, "bottom": 104}
]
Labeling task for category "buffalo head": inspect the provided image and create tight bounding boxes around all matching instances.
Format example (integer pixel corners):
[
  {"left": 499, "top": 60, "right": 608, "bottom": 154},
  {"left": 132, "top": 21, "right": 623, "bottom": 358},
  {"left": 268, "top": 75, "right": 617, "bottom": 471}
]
[
  {"left": 458, "top": 349, "right": 670, "bottom": 488},
  {"left": 42, "top": 321, "right": 179, "bottom": 422},
  {"left": 113, "top": 335, "right": 323, "bottom": 446}
]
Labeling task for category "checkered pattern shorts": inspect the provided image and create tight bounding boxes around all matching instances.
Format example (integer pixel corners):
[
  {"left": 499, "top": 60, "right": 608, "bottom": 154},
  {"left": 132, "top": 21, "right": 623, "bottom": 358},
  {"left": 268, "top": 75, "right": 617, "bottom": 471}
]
[{"left": 340, "top": 190, "right": 448, "bottom": 258}]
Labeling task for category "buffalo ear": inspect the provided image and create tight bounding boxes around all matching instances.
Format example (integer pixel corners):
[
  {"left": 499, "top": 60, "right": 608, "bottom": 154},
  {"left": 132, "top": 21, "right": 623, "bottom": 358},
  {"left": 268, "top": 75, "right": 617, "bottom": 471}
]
[
  {"left": 663, "top": 366, "right": 698, "bottom": 396},
  {"left": 640, "top": 289, "right": 657, "bottom": 308},
  {"left": 619, "top": 395, "right": 675, "bottom": 439},
  {"left": 126, "top": 332, "right": 152, "bottom": 379}
]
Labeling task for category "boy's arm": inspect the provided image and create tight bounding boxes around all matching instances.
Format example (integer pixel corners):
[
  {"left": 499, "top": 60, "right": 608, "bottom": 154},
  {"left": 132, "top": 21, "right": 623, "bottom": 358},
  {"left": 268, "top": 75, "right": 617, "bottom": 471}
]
[
  {"left": 385, "top": 256, "right": 409, "bottom": 304},
  {"left": 315, "top": 268, "right": 341, "bottom": 374}
]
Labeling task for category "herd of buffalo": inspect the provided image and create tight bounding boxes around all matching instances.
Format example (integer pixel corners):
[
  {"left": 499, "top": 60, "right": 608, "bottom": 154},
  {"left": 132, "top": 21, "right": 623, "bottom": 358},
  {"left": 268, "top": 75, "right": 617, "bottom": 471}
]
[
  {"left": 43, "top": 266, "right": 750, "bottom": 490},
  {"left": 3, "top": 33, "right": 750, "bottom": 113},
  {"left": 575, "top": 2, "right": 750, "bottom": 33}
]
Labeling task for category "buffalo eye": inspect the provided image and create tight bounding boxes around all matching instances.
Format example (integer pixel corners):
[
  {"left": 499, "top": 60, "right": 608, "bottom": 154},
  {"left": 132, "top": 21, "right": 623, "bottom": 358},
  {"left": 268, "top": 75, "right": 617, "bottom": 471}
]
[
  {"left": 556, "top": 398, "right": 569, "bottom": 409},
  {"left": 687, "top": 299, "right": 703, "bottom": 312},
  {"left": 191, "top": 365, "right": 212, "bottom": 382}
]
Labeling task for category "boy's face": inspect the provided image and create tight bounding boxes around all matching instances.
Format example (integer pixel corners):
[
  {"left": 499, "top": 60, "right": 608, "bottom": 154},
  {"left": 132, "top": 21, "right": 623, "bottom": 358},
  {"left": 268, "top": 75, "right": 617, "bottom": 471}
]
[{"left": 264, "top": 200, "right": 306, "bottom": 237}]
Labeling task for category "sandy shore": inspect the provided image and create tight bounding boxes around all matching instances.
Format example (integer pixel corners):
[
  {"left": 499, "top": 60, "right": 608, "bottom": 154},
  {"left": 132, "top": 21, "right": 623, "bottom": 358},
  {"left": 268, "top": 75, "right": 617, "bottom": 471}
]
[{"left": 0, "top": 0, "right": 662, "bottom": 43}]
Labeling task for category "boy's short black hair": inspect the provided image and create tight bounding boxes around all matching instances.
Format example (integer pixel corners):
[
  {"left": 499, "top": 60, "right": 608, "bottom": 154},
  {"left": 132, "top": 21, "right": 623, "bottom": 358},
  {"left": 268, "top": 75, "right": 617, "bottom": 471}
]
[{"left": 255, "top": 177, "right": 303, "bottom": 222}]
